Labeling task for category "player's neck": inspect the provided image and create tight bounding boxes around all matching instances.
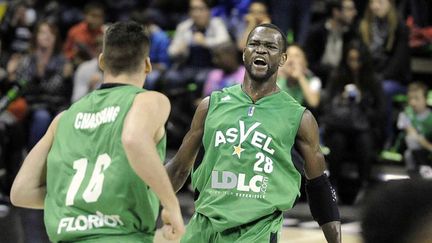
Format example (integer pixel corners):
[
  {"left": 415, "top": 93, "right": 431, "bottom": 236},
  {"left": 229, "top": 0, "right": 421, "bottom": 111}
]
[
  {"left": 103, "top": 72, "right": 145, "bottom": 88},
  {"left": 242, "top": 75, "right": 279, "bottom": 103}
]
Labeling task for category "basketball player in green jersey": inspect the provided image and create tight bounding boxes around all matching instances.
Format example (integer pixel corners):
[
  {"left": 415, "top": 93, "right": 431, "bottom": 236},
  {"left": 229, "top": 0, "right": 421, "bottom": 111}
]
[
  {"left": 167, "top": 23, "right": 341, "bottom": 243},
  {"left": 11, "top": 21, "right": 185, "bottom": 242}
]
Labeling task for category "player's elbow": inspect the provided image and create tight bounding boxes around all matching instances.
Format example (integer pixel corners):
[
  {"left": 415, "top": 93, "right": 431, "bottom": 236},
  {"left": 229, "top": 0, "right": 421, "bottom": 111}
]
[
  {"left": 122, "top": 130, "right": 144, "bottom": 151},
  {"left": 10, "top": 182, "right": 46, "bottom": 209},
  {"left": 10, "top": 182, "right": 26, "bottom": 207}
]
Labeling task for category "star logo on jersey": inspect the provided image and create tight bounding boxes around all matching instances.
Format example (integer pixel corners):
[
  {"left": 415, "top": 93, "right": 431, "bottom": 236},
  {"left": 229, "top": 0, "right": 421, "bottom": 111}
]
[{"left": 232, "top": 144, "right": 245, "bottom": 158}]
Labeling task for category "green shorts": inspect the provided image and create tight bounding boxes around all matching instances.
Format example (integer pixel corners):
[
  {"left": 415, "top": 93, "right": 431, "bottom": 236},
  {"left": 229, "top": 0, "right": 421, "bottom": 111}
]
[
  {"left": 181, "top": 212, "right": 283, "bottom": 243},
  {"left": 55, "top": 233, "right": 154, "bottom": 243}
]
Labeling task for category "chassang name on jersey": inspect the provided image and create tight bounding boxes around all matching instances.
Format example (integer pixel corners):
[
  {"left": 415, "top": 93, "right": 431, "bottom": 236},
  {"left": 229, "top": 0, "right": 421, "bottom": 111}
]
[{"left": 74, "top": 106, "right": 120, "bottom": 130}]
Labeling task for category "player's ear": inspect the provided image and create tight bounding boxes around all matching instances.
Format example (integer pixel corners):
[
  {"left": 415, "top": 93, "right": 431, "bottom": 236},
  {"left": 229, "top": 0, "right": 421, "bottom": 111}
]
[
  {"left": 98, "top": 53, "right": 105, "bottom": 71},
  {"left": 144, "top": 57, "right": 152, "bottom": 74},
  {"left": 279, "top": 52, "right": 287, "bottom": 67}
]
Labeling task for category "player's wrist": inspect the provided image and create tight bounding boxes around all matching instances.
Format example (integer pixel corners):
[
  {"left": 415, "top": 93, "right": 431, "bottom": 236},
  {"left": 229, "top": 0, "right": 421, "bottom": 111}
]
[{"left": 162, "top": 198, "right": 180, "bottom": 211}]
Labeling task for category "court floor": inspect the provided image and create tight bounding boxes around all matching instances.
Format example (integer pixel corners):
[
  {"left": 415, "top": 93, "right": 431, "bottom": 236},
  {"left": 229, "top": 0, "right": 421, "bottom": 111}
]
[
  {"left": 0, "top": 204, "right": 363, "bottom": 243},
  {"left": 154, "top": 227, "right": 362, "bottom": 243},
  {"left": 151, "top": 191, "right": 363, "bottom": 243}
]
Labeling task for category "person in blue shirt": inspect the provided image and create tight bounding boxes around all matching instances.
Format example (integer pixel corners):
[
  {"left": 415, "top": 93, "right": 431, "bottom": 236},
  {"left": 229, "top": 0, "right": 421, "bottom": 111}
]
[{"left": 132, "top": 9, "right": 171, "bottom": 90}]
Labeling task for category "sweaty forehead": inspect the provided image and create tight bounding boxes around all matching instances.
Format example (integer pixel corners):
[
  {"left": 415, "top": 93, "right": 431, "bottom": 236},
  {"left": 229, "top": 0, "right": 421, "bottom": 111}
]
[{"left": 248, "top": 27, "right": 282, "bottom": 45}]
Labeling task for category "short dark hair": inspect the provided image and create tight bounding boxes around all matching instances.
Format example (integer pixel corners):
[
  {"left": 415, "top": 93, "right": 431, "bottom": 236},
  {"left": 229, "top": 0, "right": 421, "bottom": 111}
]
[
  {"left": 247, "top": 23, "right": 288, "bottom": 53},
  {"left": 408, "top": 81, "right": 429, "bottom": 98},
  {"left": 362, "top": 180, "right": 432, "bottom": 243},
  {"left": 326, "top": 0, "right": 342, "bottom": 17},
  {"left": 103, "top": 21, "right": 150, "bottom": 76},
  {"left": 130, "top": 9, "right": 158, "bottom": 27},
  {"left": 250, "top": 0, "right": 270, "bottom": 8},
  {"left": 189, "top": 0, "right": 215, "bottom": 9}
]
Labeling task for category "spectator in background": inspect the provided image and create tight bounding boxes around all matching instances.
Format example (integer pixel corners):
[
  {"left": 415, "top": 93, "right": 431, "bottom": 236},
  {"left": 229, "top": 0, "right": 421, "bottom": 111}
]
[
  {"left": 362, "top": 179, "right": 432, "bottom": 243},
  {"left": 321, "top": 40, "right": 385, "bottom": 193},
  {"left": 131, "top": 9, "right": 171, "bottom": 90},
  {"left": 202, "top": 41, "right": 245, "bottom": 97},
  {"left": 0, "top": 1, "right": 36, "bottom": 56},
  {"left": 166, "top": 0, "right": 230, "bottom": 90},
  {"left": 164, "top": 0, "right": 230, "bottom": 147},
  {"left": 103, "top": 0, "right": 149, "bottom": 22},
  {"left": 71, "top": 35, "right": 103, "bottom": 102},
  {"left": 146, "top": 0, "right": 190, "bottom": 30},
  {"left": 360, "top": 0, "right": 410, "bottom": 87},
  {"left": 303, "top": 0, "right": 357, "bottom": 85},
  {"left": 397, "top": 82, "right": 432, "bottom": 178},
  {"left": 236, "top": 0, "right": 271, "bottom": 50},
  {"left": 12, "top": 19, "right": 73, "bottom": 243},
  {"left": 269, "top": 0, "right": 312, "bottom": 45},
  {"left": 359, "top": 0, "right": 410, "bottom": 145},
  {"left": 0, "top": 47, "right": 27, "bottom": 205},
  {"left": 63, "top": 2, "right": 105, "bottom": 66},
  {"left": 277, "top": 44, "right": 321, "bottom": 109},
  {"left": 18, "top": 20, "right": 73, "bottom": 149},
  {"left": 210, "top": 0, "right": 251, "bottom": 39}
]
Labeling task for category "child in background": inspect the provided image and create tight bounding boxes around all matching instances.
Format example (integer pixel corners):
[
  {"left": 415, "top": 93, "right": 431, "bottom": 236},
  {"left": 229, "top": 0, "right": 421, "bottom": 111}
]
[
  {"left": 202, "top": 41, "right": 245, "bottom": 97},
  {"left": 397, "top": 81, "right": 432, "bottom": 178},
  {"left": 277, "top": 44, "right": 321, "bottom": 109}
]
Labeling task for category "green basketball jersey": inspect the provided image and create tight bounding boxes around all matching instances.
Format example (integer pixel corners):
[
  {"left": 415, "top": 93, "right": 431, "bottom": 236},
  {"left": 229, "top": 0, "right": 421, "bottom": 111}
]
[
  {"left": 192, "top": 84, "right": 305, "bottom": 232},
  {"left": 44, "top": 84, "right": 166, "bottom": 243},
  {"left": 405, "top": 106, "right": 432, "bottom": 141}
]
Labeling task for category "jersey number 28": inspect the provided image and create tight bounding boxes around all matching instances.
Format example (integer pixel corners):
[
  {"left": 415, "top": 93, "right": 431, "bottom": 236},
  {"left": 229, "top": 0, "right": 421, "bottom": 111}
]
[{"left": 65, "top": 153, "right": 112, "bottom": 206}]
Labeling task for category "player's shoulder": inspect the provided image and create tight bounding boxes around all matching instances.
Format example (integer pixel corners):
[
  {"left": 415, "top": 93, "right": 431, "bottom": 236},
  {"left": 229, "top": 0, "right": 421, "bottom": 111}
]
[
  {"left": 48, "top": 111, "right": 66, "bottom": 135},
  {"left": 210, "top": 84, "right": 240, "bottom": 99},
  {"left": 198, "top": 96, "right": 210, "bottom": 112},
  {"left": 278, "top": 90, "right": 305, "bottom": 108},
  {"left": 299, "top": 109, "right": 317, "bottom": 129},
  {"left": 135, "top": 91, "right": 170, "bottom": 107},
  {"left": 51, "top": 111, "right": 65, "bottom": 125}
]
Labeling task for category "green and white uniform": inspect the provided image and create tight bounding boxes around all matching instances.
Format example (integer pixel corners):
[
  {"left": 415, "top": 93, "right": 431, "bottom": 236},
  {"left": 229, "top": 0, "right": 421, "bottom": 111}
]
[
  {"left": 404, "top": 106, "right": 432, "bottom": 141},
  {"left": 182, "top": 84, "right": 305, "bottom": 242},
  {"left": 44, "top": 84, "right": 165, "bottom": 243}
]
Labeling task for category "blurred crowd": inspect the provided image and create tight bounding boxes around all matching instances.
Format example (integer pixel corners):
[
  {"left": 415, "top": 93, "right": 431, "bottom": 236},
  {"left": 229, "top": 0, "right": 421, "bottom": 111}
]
[{"left": 0, "top": 0, "right": 431, "bottom": 241}]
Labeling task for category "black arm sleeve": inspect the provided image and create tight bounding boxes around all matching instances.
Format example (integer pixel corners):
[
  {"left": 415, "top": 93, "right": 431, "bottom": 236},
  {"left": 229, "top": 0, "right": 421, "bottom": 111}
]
[{"left": 305, "top": 174, "right": 340, "bottom": 226}]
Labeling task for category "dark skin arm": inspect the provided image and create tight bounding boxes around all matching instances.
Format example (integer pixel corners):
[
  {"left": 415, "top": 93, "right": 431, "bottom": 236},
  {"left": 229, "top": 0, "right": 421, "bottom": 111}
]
[
  {"left": 166, "top": 97, "right": 209, "bottom": 192},
  {"left": 296, "top": 110, "right": 341, "bottom": 243}
]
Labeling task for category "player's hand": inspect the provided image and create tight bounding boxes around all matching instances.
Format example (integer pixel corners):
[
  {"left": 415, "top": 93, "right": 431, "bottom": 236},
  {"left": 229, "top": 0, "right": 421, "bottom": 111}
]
[
  {"left": 290, "top": 61, "right": 305, "bottom": 80},
  {"left": 193, "top": 32, "right": 206, "bottom": 46},
  {"left": 6, "top": 53, "right": 22, "bottom": 78},
  {"left": 261, "top": 15, "right": 271, "bottom": 24},
  {"left": 406, "top": 125, "right": 419, "bottom": 137},
  {"left": 161, "top": 207, "right": 185, "bottom": 240},
  {"left": 245, "top": 14, "right": 257, "bottom": 26}
]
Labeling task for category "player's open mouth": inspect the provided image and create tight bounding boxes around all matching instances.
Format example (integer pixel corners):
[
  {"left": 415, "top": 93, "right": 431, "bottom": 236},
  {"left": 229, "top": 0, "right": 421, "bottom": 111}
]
[
  {"left": 252, "top": 57, "right": 268, "bottom": 72},
  {"left": 253, "top": 58, "right": 267, "bottom": 66}
]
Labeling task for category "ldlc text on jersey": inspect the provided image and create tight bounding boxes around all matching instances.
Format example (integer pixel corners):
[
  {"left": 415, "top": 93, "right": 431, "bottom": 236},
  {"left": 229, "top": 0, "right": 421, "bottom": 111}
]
[{"left": 211, "top": 120, "right": 275, "bottom": 199}]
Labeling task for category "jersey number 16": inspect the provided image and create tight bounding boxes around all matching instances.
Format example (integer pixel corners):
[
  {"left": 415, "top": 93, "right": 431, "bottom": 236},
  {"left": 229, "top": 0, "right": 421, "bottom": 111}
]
[{"left": 65, "top": 153, "right": 112, "bottom": 206}]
